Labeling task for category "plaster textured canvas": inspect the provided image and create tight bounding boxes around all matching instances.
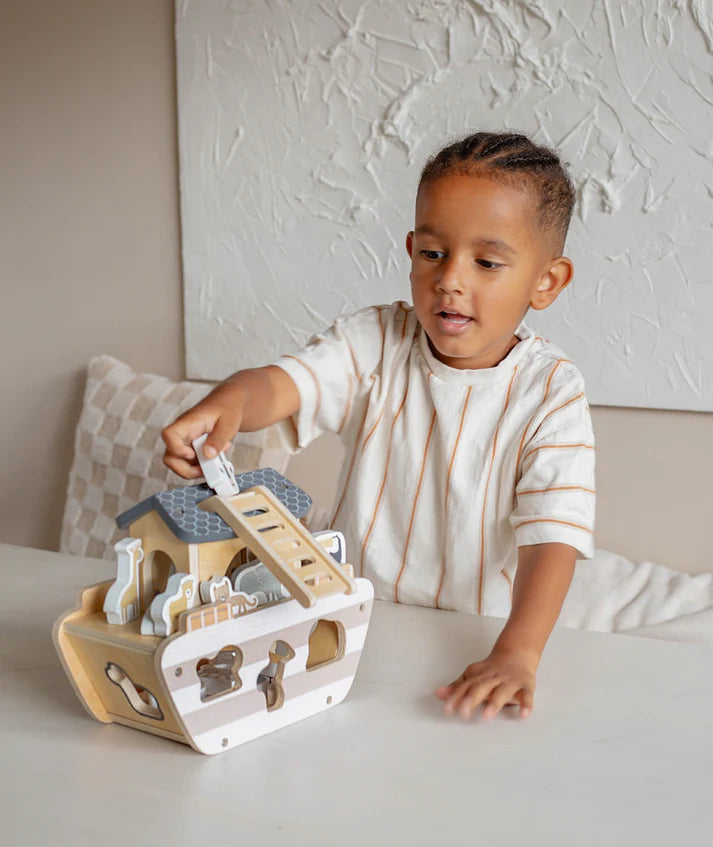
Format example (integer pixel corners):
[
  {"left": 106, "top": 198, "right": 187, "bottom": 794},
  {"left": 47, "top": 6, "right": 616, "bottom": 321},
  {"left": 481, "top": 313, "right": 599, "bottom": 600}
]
[{"left": 176, "top": 0, "right": 713, "bottom": 410}]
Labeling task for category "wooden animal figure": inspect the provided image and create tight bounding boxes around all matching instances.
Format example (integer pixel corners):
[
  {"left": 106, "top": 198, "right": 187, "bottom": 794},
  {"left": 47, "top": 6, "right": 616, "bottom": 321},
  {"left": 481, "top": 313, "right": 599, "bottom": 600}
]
[
  {"left": 199, "top": 576, "right": 233, "bottom": 605},
  {"left": 141, "top": 573, "right": 198, "bottom": 637},
  {"left": 103, "top": 537, "right": 145, "bottom": 624},
  {"left": 179, "top": 592, "right": 259, "bottom": 633}
]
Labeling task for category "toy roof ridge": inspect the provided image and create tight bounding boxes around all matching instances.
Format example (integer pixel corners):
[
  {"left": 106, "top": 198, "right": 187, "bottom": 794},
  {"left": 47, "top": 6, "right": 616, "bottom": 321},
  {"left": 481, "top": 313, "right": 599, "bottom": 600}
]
[{"left": 115, "top": 467, "right": 312, "bottom": 545}]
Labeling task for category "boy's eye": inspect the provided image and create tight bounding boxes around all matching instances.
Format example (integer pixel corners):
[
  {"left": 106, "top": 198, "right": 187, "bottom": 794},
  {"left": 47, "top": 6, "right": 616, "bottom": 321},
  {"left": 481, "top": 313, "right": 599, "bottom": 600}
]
[
  {"left": 420, "top": 250, "right": 445, "bottom": 261},
  {"left": 477, "top": 259, "right": 503, "bottom": 270}
]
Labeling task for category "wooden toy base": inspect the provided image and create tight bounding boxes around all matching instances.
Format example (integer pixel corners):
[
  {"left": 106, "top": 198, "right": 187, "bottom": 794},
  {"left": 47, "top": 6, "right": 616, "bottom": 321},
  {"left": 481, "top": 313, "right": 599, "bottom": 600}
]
[{"left": 54, "top": 577, "right": 374, "bottom": 754}]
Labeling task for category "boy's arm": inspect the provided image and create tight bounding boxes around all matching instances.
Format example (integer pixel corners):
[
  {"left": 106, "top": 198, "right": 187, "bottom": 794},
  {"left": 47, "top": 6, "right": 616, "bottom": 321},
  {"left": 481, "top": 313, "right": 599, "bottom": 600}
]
[
  {"left": 435, "top": 542, "right": 576, "bottom": 720},
  {"left": 162, "top": 365, "right": 300, "bottom": 479}
]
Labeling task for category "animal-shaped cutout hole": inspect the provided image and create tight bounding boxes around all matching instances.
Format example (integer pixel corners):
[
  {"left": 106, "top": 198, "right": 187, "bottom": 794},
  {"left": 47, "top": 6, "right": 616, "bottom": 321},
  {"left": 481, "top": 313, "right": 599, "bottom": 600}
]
[
  {"left": 306, "top": 619, "right": 346, "bottom": 671},
  {"left": 196, "top": 646, "right": 243, "bottom": 701},
  {"left": 105, "top": 662, "right": 163, "bottom": 720},
  {"left": 256, "top": 640, "right": 295, "bottom": 711}
]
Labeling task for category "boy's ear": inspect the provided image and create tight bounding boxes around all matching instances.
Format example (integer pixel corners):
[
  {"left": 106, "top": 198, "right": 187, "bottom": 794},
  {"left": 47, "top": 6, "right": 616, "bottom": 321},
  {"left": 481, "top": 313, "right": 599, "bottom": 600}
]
[
  {"left": 529, "top": 256, "right": 574, "bottom": 310},
  {"left": 405, "top": 231, "right": 414, "bottom": 258}
]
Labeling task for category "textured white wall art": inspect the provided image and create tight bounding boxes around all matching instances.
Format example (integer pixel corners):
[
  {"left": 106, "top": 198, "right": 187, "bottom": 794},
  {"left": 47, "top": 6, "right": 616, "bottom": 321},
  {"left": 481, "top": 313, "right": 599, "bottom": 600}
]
[{"left": 176, "top": 0, "right": 713, "bottom": 411}]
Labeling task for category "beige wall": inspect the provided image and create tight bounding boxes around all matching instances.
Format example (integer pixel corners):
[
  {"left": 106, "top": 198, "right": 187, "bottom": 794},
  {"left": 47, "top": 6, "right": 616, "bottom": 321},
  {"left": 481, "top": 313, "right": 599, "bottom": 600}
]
[
  {"left": 1, "top": 0, "right": 710, "bottom": 573},
  {"left": 0, "top": 0, "right": 183, "bottom": 550}
]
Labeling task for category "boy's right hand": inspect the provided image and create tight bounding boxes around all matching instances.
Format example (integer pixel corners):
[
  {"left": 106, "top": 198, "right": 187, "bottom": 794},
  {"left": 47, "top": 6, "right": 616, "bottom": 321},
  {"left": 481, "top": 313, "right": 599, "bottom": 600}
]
[{"left": 161, "top": 394, "right": 243, "bottom": 480}]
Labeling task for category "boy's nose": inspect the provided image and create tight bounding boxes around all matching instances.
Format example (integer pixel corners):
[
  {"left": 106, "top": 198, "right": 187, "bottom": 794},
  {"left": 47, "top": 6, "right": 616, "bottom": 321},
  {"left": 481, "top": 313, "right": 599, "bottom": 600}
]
[{"left": 435, "top": 260, "right": 465, "bottom": 294}]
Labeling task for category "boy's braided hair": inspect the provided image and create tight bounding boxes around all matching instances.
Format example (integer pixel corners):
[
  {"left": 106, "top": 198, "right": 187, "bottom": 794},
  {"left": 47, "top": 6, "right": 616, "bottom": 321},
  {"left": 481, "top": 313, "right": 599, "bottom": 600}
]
[{"left": 418, "top": 132, "right": 576, "bottom": 254}]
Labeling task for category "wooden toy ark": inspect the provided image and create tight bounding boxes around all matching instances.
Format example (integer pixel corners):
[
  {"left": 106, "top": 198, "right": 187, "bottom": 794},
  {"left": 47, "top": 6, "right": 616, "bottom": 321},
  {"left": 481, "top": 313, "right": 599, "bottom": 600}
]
[{"left": 54, "top": 437, "right": 374, "bottom": 754}]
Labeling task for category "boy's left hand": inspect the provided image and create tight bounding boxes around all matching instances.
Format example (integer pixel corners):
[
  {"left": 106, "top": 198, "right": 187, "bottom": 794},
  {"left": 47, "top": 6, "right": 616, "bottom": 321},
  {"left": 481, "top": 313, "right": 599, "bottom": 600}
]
[{"left": 435, "top": 649, "right": 536, "bottom": 720}]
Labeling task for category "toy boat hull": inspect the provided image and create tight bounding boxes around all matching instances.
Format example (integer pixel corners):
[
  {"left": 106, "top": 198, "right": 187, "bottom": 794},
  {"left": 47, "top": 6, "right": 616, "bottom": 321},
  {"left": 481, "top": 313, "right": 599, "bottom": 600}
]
[
  {"left": 55, "top": 578, "right": 374, "bottom": 754},
  {"left": 158, "top": 579, "right": 374, "bottom": 754}
]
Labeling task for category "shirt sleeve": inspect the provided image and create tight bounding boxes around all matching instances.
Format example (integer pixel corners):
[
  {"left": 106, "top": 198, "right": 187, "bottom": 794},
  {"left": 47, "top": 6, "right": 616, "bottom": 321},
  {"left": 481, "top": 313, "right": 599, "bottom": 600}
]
[
  {"left": 510, "top": 365, "right": 596, "bottom": 559},
  {"left": 271, "top": 305, "right": 388, "bottom": 452}
]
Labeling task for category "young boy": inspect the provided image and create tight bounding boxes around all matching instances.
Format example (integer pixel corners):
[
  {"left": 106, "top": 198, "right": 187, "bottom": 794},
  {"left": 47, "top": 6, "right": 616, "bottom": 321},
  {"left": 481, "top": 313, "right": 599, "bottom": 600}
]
[{"left": 162, "top": 131, "right": 595, "bottom": 723}]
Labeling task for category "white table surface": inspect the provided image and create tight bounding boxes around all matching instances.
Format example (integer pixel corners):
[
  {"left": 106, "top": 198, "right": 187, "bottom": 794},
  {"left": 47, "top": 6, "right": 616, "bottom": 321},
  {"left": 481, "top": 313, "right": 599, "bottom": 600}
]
[{"left": 1, "top": 542, "right": 712, "bottom": 846}]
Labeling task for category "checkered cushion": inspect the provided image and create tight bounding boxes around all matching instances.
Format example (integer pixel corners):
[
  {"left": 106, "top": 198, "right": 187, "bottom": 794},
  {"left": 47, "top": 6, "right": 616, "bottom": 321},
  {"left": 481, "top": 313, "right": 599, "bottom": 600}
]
[{"left": 59, "top": 355, "right": 290, "bottom": 560}]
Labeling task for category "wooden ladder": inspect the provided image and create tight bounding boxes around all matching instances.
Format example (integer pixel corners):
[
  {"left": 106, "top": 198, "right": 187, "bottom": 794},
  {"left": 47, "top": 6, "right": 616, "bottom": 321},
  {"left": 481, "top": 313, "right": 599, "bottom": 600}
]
[{"left": 200, "top": 485, "right": 356, "bottom": 608}]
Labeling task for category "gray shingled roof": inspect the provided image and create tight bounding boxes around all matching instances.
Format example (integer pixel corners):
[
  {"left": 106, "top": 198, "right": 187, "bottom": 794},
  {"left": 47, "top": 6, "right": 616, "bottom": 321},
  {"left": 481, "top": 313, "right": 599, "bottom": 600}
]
[{"left": 115, "top": 468, "right": 312, "bottom": 544}]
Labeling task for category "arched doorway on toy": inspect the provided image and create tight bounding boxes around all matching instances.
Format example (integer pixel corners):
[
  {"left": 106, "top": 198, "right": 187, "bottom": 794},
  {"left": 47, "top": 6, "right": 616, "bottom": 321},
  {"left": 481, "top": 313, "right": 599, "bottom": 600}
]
[
  {"left": 225, "top": 547, "right": 256, "bottom": 584},
  {"left": 148, "top": 550, "right": 176, "bottom": 595}
]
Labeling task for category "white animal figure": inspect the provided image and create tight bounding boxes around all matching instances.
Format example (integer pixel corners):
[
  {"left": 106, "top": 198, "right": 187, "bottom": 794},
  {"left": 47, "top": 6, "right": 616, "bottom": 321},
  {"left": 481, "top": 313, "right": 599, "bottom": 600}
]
[
  {"left": 141, "top": 573, "right": 199, "bottom": 637},
  {"left": 104, "top": 538, "right": 145, "bottom": 624}
]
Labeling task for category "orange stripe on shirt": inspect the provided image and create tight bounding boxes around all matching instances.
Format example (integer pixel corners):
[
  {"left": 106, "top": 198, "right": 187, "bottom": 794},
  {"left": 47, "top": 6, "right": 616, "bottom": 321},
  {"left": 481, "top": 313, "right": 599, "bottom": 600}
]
[
  {"left": 282, "top": 354, "right": 322, "bottom": 434},
  {"left": 337, "top": 372, "right": 354, "bottom": 435},
  {"left": 359, "top": 379, "right": 410, "bottom": 577},
  {"left": 517, "top": 484, "right": 595, "bottom": 496},
  {"left": 536, "top": 392, "right": 585, "bottom": 431},
  {"left": 478, "top": 366, "right": 519, "bottom": 614},
  {"left": 394, "top": 408, "right": 437, "bottom": 603},
  {"left": 363, "top": 408, "right": 385, "bottom": 447},
  {"left": 434, "top": 385, "right": 472, "bottom": 609},
  {"left": 331, "top": 379, "right": 373, "bottom": 526},
  {"left": 397, "top": 301, "right": 409, "bottom": 340},
  {"left": 513, "top": 360, "right": 569, "bottom": 504},
  {"left": 521, "top": 443, "right": 594, "bottom": 463},
  {"left": 513, "top": 517, "right": 593, "bottom": 534},
  {"left": 502, "top": 568, "right": 513, "bottom": 604},
  {"left": 345, "top": 337, "right": 361, "bottom": 381}
]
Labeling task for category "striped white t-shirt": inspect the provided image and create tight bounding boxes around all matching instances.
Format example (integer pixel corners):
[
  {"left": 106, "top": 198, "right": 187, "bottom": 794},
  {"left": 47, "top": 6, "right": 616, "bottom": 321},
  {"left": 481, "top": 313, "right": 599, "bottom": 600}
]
[{"left": 274, "top": 302, "right": 595, "bottom": 617}]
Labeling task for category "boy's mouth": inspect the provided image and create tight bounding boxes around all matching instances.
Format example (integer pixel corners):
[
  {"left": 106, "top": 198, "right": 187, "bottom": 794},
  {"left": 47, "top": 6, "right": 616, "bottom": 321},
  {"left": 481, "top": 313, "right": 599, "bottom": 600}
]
[{"left": 436, "top": 309, "right": 473, "bottom": 333}]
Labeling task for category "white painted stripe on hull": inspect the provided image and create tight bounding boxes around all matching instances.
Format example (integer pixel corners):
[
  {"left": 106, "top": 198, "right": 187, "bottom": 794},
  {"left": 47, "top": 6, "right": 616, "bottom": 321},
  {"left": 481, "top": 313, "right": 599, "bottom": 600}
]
[
  {"left": 192, "top": 676, "right": 356, "bottom": 754},
  {"left": 161, "top": 579, "right": 373, "bottom": 672}
]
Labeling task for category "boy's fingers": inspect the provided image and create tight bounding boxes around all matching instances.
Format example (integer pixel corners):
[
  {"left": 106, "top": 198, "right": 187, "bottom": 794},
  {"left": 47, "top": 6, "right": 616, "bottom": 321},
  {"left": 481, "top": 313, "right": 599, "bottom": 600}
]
[
  {"left": 204, "top": 416, "right": 239, "bottom": 457},
  {"left": 163, "top": 453, "right": 205, "bottom": 479},
  {"left": 441, "top": 679, "right": 472, "bottom": 715},
  {"left": 459, "top": 678, "right": 499, "bottom": 719},
  {"left": 517, "top": 688, "right": 534, "bottom": 719},
  {"left": 482, "top": 683, "right": 523, "bottom": 720},
  {"left": 162, "top": 419, "right": 209, "bottom": 458},
  {"left": 434, "top": 685, "right": 453, "bottom": 701}
]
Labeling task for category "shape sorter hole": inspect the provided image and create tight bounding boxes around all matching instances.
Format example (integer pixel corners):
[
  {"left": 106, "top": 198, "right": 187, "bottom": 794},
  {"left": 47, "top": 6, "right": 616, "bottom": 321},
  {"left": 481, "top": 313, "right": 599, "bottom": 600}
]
[
  {"left": 256, "top": 640, "right": 295, "bottom": 712},
  {"left": 306, "top": 619, "right": 345, "bottom": 671},
  {"left": 196, "top": 645, "right": 243, "bottom": 702},
  {"left": 105, "top": 662, "right": 163, "bottom": 721}
]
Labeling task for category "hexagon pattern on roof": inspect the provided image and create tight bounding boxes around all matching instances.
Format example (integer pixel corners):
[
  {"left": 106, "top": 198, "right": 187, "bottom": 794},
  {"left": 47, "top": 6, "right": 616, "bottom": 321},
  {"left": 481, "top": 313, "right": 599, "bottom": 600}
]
[{"left": 116, "top": 467, "right": 312, "bottom": 544}]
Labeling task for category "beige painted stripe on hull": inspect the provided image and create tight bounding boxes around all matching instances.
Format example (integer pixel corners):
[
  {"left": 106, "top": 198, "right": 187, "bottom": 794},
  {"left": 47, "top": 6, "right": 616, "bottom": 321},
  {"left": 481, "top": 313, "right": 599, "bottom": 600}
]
[
  {"left": 180, "top": 649, "right": 362, "bottom": 737},
  {"left": 164, "top": 600, "right": 372, "bottom": 693},
  {"left": 169, "top": 624, "right": 369, "bottom": 715}
]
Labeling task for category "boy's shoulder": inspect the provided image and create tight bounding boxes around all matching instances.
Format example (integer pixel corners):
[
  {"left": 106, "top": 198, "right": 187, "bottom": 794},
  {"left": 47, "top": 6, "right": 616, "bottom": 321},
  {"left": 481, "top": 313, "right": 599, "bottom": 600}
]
[
  {"left": 522, "top": 328, "right": 587, "bottom": 391},
  {"left": 333, "top": 301, "right": 418, "bottom": 344}
]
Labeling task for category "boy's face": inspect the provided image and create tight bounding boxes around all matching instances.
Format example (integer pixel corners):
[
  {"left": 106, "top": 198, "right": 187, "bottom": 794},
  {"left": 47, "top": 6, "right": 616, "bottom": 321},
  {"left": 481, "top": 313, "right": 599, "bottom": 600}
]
[{"left": 406, "top": 173, "right": 573, "bottom": 370}]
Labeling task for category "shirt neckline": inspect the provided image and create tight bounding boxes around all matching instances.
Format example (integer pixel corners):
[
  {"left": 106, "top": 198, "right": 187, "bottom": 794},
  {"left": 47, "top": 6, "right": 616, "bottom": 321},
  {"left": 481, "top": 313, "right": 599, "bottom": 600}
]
[{"left": 417, "top": 321, "right": 535, "bottom": 385}]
